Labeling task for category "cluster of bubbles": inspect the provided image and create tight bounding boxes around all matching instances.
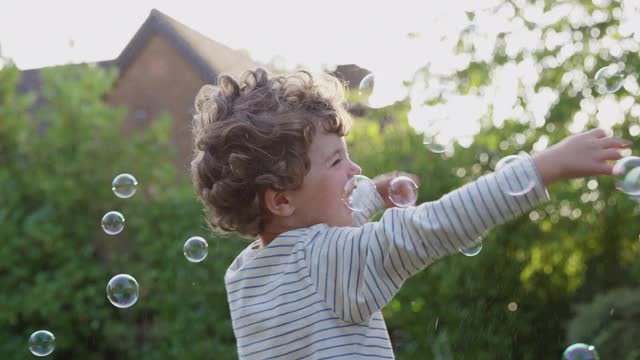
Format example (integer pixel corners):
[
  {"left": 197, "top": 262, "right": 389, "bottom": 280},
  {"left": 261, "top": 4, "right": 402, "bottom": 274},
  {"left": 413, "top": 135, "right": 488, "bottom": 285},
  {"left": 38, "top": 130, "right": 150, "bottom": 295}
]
[
  {"left": 356, "top": 73, "right": 537, "bottom": 257},
  {"left": 594, "top": 66, "right": 635, "bottom": 360},
  {"left": 341, "top": 155, "right": 539, "bottom": 258},
  {"left": 352, "top": 62, "right": 626, "bottom": 262},
  {"left": 101, "top": 174, "right": 141, "bottom": 310},
  {"left": 31, "top": 172, "right": 210, "bottom": 356},
  {"left": 100, "top": 173, "right": 138, "bottom": 235},
  {"left": 342, "top": 174, "right": 419, "bottom": 212},
  {"left": 352, "top": 64, "right": 637, "bottom": 357}
]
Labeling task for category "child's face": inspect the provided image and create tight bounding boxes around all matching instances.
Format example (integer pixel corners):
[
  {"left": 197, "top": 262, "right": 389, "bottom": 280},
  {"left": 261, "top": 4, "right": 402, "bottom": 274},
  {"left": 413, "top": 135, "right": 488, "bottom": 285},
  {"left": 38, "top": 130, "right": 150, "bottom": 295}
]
[{"left": 289, "top": 130, "right": 361, "bottom": 228}]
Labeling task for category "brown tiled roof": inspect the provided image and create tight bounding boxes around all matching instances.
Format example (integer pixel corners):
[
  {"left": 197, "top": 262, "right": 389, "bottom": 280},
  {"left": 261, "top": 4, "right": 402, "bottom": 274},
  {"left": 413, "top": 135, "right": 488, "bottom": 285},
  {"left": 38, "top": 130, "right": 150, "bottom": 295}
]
[{"left": 116, "top": 9, "right": 256, "bottom": 83}]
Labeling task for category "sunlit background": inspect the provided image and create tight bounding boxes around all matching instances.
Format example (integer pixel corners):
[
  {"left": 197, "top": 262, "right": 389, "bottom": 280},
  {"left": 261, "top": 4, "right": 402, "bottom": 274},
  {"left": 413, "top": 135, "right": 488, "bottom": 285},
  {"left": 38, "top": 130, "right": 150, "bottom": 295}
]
[
  {"left": 0, "top": 0, "right": 640, "bottom": 149},
  {"left": 4, "top": 0, "right": 640, "bottom": 149},
  {"left": 6, "top": 0, "right": 640, "bottom": 146},
  {"left": 4, "top": 0, "right": 640, "bottom": 358}
]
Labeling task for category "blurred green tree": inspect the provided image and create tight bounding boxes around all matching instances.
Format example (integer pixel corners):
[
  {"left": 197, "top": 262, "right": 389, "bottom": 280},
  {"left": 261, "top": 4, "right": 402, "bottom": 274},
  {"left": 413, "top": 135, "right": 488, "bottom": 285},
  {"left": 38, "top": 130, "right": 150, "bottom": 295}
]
[
  {"left": 0, "top": 62, "right": 244, "bottom": 359},
  {"left": 346, "top": 0, "right": 640, "bottom": 358}
]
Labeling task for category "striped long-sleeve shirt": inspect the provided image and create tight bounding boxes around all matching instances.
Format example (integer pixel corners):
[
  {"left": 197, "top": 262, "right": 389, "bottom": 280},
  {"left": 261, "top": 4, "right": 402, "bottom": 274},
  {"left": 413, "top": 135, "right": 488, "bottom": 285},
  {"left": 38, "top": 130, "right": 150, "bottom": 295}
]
[{"left": 224, "top": 154, "right": 549, "bottom": 359}]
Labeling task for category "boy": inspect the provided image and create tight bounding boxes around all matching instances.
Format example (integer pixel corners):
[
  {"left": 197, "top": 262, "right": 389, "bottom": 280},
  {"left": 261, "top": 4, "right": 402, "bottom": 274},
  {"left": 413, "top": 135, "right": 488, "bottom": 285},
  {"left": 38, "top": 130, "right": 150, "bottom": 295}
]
[{"left": 190, "top": 68, "right": 630, "bottom": 359}]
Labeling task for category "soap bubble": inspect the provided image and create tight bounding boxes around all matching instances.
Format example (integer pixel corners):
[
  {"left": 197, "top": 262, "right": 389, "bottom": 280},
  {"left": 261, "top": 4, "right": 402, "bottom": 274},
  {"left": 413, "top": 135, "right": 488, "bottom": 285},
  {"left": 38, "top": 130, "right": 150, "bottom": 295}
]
[
  {"left": 388, "top": 176, "right": 419, "bottom": 207},
  {"left": 358, "top": 73, "right": 375, "bottom": 105},
  {"left": 106, "top": 274, "right": 139, "bottom": 308},
  {"left": 495, "top": 155, "right": 535, "bottom": 196},
  {"left": 594, "top": 64, "right": 624, "bottom": 94},
  {"left": 422, "top": 125, "right": 447, "bottom": 154},
  {"left": 460, "top": 241, "right": 483, "bottom": 256},
  {"left": 343, "top": 175, "right": 377, "bottom": 212},
  {"left": 613, "top": 156, "right": 640, "bottom": 195},
  {"left": 101, "top": 211, "right": 125, "bottom": 235},
  {"left": 562, "top": 343, "right": 600, "bottom": 360},
  {"left": 112, "top": 173, "right": 138, "bottom": 199},
  {"left": 28, "top": 330, "right": 55, "bottom": 357},
  {"left": 184, "top": 236, "right": 209, "bottom": 263},
  {"left": 423, "top": 134, "right": 447, "bottom": 153}
]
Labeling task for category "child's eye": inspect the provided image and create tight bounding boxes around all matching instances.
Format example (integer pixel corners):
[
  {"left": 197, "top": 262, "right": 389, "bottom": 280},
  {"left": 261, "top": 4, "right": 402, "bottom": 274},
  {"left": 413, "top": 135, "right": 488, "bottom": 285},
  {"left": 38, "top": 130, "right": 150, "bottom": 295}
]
[{"left": 331, "top": 159, "right": 342, "bottom": 167}]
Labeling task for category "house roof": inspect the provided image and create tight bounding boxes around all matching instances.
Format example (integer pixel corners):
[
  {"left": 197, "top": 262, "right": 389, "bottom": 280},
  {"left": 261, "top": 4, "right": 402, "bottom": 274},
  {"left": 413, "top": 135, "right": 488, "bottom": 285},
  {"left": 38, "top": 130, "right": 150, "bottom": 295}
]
[
  {"left": 116, "top": 9, "right": 256, "bottom": 83},
  {"left": 17, "top": 9, "right": 257, "bottom": 102}
]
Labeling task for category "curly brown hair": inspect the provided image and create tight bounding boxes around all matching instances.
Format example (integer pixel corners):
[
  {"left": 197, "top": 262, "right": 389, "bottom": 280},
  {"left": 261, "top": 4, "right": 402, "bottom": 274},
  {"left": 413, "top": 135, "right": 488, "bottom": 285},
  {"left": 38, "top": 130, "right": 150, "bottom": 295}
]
[{"left": 191, "top": 68, "right": 352, "bottom": 238}]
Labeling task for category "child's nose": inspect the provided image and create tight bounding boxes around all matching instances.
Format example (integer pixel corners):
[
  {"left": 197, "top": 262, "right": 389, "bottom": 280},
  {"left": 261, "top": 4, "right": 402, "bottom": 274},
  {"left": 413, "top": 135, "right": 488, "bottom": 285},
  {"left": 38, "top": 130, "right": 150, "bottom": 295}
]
[{"left": 349, "top": 161, "right": 362, "bottom": 177}]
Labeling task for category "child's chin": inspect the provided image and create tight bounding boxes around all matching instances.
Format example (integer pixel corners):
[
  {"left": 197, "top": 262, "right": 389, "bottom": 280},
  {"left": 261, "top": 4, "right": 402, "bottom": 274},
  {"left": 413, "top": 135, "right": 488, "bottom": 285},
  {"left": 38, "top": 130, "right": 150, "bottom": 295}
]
[{"left": 328, "top": 215, "right": 352, "bottom": 228}]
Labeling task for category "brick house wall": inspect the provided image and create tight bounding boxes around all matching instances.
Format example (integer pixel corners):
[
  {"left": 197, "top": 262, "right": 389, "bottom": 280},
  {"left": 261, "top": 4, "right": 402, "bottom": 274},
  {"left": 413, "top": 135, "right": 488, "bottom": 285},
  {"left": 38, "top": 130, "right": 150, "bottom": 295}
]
[{"left": 107, "top": 33, "right": 207, "bottom": 172}]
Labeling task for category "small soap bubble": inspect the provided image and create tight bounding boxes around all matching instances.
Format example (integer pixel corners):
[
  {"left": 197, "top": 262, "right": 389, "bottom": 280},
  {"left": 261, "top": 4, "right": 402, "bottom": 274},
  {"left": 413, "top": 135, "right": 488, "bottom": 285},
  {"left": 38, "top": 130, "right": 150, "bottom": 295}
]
[
  {"left": 184, "top": 236, "right": 209, "bottom": 263},
  {"left": 460, "top": 241, "right": 483, "bottom": 256},
  {"left": 613, "top": 156, "right": 640, "bottom": 195},
  {"left": 622, "top": 167, "right": 640, "bottom": 195},
  {"left": 507, "top": 302, "right": 518, "bottom": 312},
  {"left": 594, "top": 64, "right": 624, "bottom": 94},
  {"left": 562, "top": 343, "right": 600, "bottom": 360},
  {"left": 495, "top": 155, "right": 535, "bottom": 196},
  {"left": 343, "top": 175, "right": 377, "bottom": 212},
  {"left": 388, "top": 176, "right": 419, "bottom": 207},
  {"left": 112, "top": 173, "right": 138, "bottom": 199},
  {"left": 422, "top": 134, "right": 446, "bottom": 154},
  {"left": 101, "top": 211, "right": 125, "bottom": 235},
  {"left": 106, "top": 274, "right": 139, "bottom": 308},
  {"left": 358, "top": 73, "right": 375, "bottom": 104},
  {"left": 28, "top": 330, "right": 55, "bottom": 357}
]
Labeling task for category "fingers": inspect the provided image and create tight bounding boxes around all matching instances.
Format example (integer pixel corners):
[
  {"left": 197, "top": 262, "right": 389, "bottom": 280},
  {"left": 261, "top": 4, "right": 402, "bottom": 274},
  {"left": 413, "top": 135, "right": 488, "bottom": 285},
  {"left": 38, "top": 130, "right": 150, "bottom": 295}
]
[
  {"left": 599, "top": 136, "right": 633, "bottom": 149},
  {"left": 598, "top": 148, "right": 624, "bottom": 161},
  {"left": 588, "top": 128, "right": 608, "bottom": 138},
  {"left": 594, "top": 163, "right": 615, "bottom": 176}
]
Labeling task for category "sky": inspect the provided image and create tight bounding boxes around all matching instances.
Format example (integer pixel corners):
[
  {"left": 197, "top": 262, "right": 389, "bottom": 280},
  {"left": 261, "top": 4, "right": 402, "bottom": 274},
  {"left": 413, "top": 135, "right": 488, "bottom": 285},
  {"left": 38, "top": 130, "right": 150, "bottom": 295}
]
[
  {"left": 0, "top": 0, "right": 486, "bottom": 143},
  {"left": 0, "top": 0, "right": 482, "bottom": 71},
  {"left": 1, "top": 0, "right": 636, "bottom": 148}
]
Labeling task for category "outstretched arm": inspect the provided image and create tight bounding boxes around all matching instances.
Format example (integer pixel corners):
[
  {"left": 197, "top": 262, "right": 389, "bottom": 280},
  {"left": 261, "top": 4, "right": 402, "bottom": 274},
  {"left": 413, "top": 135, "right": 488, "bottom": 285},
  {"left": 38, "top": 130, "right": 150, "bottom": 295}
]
[
  {"left": 309, "top": 129, "right": 630, "bottom": 324},
  {"left": 533, "top": 128, "right": 630, "bottom": 185}
]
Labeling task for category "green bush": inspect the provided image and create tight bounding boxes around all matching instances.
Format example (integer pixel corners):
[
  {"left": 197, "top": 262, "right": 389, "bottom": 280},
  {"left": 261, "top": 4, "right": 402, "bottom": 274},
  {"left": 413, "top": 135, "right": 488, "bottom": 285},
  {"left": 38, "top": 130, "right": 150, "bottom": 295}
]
[
  {"left": 346, "top": 102, "right": 640, "bottom": 359},
  {"left": 0, "top": 63, "right": 245, "bottom": 359},
  {"left": 566, "top": 287, "right": 640, "bottom": 359}
]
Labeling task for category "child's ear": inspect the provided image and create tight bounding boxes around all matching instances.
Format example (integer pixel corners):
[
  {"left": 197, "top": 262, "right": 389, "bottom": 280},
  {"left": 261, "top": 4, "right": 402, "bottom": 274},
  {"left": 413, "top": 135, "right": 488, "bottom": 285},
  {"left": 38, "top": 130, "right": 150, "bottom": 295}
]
[{"left": 264, "top": 188, "right": 295, "bottom": 217}]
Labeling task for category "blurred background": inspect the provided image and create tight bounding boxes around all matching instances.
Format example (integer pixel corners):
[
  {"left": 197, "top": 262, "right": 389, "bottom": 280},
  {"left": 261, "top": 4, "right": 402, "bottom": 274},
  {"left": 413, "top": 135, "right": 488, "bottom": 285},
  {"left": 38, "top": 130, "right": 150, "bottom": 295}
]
[{"left": 2, "top": 0, "right": 640, "bottom": 358}]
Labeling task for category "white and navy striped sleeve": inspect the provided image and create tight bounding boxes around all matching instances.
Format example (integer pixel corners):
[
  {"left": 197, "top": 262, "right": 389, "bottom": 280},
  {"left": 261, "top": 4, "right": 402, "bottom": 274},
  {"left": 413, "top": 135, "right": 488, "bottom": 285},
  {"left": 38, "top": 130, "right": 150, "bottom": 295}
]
[{"left": 304, "top": 154, "right": 549, "bottom": 323}]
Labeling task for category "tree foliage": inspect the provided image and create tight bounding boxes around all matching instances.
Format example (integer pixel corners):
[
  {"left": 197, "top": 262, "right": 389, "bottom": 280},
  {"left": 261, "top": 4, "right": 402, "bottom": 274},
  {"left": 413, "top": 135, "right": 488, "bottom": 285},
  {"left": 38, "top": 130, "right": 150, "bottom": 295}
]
[
  {"left": 4, "top": 0, "right": 640, "bottom": 357},
  {"left": 0, "top": 62, "right": 244, "bottom": 359},
  {"left": 347, "top": 0, "right": 640, "bottom": 358}
]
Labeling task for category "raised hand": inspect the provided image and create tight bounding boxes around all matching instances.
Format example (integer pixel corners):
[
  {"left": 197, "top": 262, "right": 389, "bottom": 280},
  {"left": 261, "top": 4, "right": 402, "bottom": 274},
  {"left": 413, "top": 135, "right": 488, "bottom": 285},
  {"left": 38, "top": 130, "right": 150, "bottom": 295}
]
[{"left": 532, "top": 128, "right": 632, "bottom": 186}]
